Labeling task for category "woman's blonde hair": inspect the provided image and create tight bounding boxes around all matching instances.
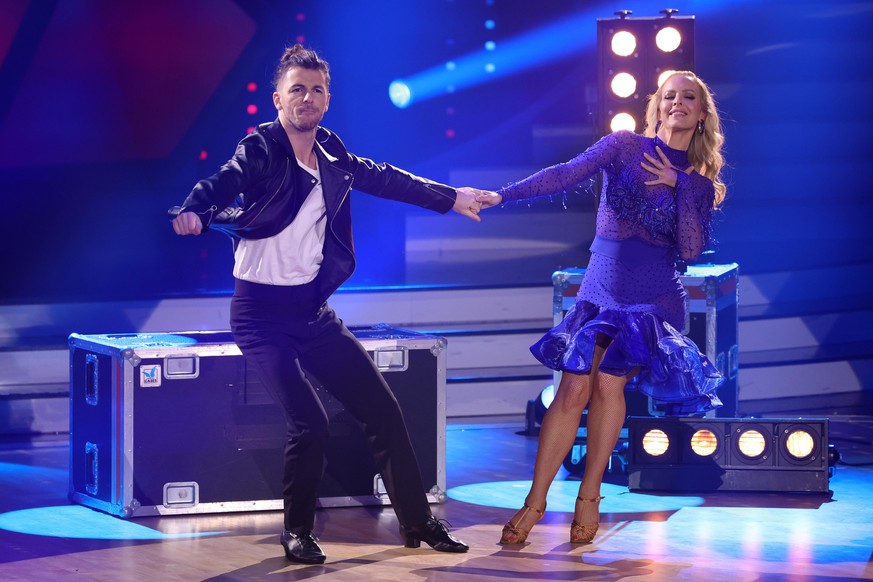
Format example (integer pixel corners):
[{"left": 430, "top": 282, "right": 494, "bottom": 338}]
[{"left": 643, "top": 71, "right": 726, "bottom": 208}]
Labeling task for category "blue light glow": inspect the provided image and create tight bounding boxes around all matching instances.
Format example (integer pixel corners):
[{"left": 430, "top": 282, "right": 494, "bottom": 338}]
[
  {"left": 388, "top": 80, "right": 412, "bottom": 108},
  {"left": 484, "top": 19, "right": 496, "bottom": 30},
  {"left": 0, "top": 505, "right": 226, "bottom": 540},
  {"left": 0, "top": 461, "right": 67, "bottom": 480},
  {"left": 447, "top": 480, "right": 704, "bottom": 513},
  {"left": 72, "top": 332, "right": 203, "bottom": 349},
  {"left": 389, "top": 9, "right": 601, "bottom": 107},
  {"left": 485, "top": 41, "right": 496, "bottom": 51}
]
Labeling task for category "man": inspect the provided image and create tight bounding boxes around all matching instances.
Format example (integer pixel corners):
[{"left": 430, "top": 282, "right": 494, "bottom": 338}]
[{"left": 170, "top": 45, "right": 476, "bottom": 564}]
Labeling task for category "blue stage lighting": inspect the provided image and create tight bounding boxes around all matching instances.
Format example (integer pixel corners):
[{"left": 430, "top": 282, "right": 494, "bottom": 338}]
[
  {"left": 388, "top": 80, "right": 412, "bottom": 108},
  {"left": 446, "top": 480, "right": 703, "bottom": 513},
  {"left": 0, "top": 505, "right": 225, "bottom": 540},
  {"left": 0, "top": 461, "right": 66, "bottom": 480},
  {"left": 388, "top": 10, "right": 601, "bottom": 108}
]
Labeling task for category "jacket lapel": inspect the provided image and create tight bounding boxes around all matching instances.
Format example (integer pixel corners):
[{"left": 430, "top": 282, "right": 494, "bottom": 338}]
[{"left": 264, "top": 120, "right": 297, "bottom": 159}]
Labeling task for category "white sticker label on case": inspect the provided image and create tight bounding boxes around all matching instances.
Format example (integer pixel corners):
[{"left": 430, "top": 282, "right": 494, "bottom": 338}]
[{"left": 140, "top": 365, "right": 161, "bottom": 387}]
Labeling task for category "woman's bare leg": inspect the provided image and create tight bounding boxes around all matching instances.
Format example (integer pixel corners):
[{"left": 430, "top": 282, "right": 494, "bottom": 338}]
[
  {"left": 574, "top": 336, "right": 638, "bottom": 536},
  {"left": 526, "top": 371, "right": 591, "bottom": 504},
  {"left": 499, "top": 369, "right": 592, "bottom": 541}
]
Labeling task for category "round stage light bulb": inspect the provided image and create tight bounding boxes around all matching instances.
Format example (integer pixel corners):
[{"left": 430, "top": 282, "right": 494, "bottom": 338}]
[
  {"left": 641, "top": 429, "right": 670, "bottom": 456},
  {"left": 658, "top": 70, "right": 678, "bottom": 88},
  {"left": 690, "top": 429, "right": 718, "bottom": 457},
  {"left": 388, "top": 80, "right": 412, "bottom": 108},
  {"left": 785, "top": 429, "right": 815, "bottom": 459},
  {"left": 611, "top": 31, "right": 636, "bottom": 57},
  {"left": 737, "top": 429, "right": 766, "bottom": 458},
  {"left": 610, "top": 72, "right": 637, "bottom": 98},
  {"left": 656, "top": 26, "right": 682, "bottom": 52},
  {"left": 610, "top": 112, "right": 637, "bottom": 133}
]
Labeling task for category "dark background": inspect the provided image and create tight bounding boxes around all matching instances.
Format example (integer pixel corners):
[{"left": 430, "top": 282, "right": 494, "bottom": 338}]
[{"left": 1, "top": 0, "right": 871, "bottom": 304}]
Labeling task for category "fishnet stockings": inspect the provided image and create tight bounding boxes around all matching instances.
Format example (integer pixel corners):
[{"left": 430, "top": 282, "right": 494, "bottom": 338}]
[{"left": 508, "top": 335, "right": 636, "bottom": 535}]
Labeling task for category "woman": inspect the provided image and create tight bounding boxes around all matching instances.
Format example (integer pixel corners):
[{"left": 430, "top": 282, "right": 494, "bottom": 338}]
[{"left": 471, "top": 71, "right": 726, "bottom": 545}]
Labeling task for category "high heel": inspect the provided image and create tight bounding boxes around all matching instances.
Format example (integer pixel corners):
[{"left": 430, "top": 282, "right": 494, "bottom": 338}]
[
  {"left": 570, "top": 495, "right": 604, "bottom": 544},
  {"left": 499, "top": 503, "right": 545, "bottom": 544}
]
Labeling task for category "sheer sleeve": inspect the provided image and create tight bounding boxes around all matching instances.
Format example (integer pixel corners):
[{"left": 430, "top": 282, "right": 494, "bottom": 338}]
[
  {"left": 674, "top": 171, "right": 715, "bottom": 261},
  {"left": 498, "top": 131, "right": 626, "bottom": 203}
]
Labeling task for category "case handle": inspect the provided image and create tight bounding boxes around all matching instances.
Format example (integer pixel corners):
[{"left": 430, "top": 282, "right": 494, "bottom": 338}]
[{"left": 84, "top": 354, "right": 99, "bottom": 406}]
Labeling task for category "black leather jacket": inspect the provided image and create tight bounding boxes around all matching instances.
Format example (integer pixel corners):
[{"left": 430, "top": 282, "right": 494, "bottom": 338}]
[{"left": 169, "top": 119, "right": 457, "bottom": 302}]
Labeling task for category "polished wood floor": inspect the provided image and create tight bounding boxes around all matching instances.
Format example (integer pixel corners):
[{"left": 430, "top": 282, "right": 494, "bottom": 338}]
[{"left": 1, "top": 417, "right": 872, "bottom": 581}]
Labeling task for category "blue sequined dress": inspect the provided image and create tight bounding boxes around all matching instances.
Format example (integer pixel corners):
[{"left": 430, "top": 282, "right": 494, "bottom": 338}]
[{"left": 499, "top": 130, "right": 724, "bottom": 415}]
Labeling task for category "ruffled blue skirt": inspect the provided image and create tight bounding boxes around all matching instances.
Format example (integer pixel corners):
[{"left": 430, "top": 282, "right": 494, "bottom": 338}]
[{"left": 532, "top": 300, "right": 724, "bottom": 416}]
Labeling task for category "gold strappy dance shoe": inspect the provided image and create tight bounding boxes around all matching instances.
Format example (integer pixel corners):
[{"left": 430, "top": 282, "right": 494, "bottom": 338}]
[
  {"left": 570, "top": 495, "right": 604, "bottom": 544},
  {"left": 499, "top": 503, "right": 545, "bottom": 544}
]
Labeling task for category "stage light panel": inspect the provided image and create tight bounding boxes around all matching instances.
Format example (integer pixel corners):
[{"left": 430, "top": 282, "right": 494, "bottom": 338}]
[
  {"left": 597, "top": 11, "right": 695, "bottom": 137},
  {"left": 627, "top": 417, "right": 831, "bottom": 493}
]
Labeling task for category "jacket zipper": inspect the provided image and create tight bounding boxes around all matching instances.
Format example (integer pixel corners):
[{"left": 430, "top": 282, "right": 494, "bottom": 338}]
[{"left": 329, "top": 174, "right": 354, "bottom": 256}]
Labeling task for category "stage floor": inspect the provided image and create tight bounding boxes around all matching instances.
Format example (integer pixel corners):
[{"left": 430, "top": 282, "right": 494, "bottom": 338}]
[{"left": 1, "top": 418, "right": 871, "bottom": 581}]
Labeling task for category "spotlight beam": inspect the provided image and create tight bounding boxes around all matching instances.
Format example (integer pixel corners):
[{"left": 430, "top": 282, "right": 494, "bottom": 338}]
[{"left": 390, "top": 9, "right": 603, "bottom": 107}]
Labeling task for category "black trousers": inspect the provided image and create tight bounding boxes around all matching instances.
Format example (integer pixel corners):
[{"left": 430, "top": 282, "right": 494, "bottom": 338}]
[{"left": 230, "top": 278, "right": 432, "bottom": 534}]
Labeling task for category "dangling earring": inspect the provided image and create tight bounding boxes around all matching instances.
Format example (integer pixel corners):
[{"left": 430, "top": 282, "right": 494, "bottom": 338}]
[
  {"left": 655, "top": 120, "right": 662, "bottom": 133},
  {"left": 697, "top": 119, "right": 705, "bottom": 135}
]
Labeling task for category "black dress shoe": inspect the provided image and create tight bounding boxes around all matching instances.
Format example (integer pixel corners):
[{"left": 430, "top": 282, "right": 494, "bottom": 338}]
[
  {"left": 399, "top": 516, "right": 469, "bottom": 553},
  {"left": 280, "top": 530, "right": 326, "bottom": 564}
]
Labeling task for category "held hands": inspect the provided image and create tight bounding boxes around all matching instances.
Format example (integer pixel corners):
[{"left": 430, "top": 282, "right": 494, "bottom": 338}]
[
  {"left": 453, "top": 187, "right": 492, "bottom": 222},
  {"left": 455, "top": 186, "right": 502, "bottom": 219},
  {"left": 641, "top": 146, "right": 692, "bottom": 188},
  {"left": 172, "top": 211, "right": 203, "bottom": 235},
  {"left": 452, "top": 187, "right": 481, "bottom": 222},
  {"left": 452, "top": 187, "right": 502, "bottom": 221},
  {"left": 473, "top": 188, "right": 502, "bottom": 209}
]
